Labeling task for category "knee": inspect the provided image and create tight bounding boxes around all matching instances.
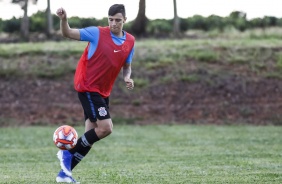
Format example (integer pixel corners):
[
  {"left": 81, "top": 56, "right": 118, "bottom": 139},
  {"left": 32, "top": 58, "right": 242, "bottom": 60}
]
[
  {"left": 98, "top": 125, "right": 112, "bottom": 137},
  {"left": 103, "top": 126, "right": 113, "bottom": 136},
  {"left": 96, "top": 119, "right": 113, "bottom": 138}
]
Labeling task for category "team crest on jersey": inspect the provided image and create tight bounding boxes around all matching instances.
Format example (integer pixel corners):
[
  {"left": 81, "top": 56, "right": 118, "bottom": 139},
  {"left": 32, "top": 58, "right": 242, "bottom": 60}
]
[
  {"left": 122, "top": 43, "right": 129, "bottom": 52},
  {"left": 98, "top": 107, "right": 107, "bottom": 117}
]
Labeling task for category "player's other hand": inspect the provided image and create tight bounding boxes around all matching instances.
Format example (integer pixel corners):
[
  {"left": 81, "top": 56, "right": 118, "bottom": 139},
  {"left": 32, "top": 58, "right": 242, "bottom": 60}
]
[
  {"left": 56, "top": 8, "right": 67, "bottom": 20},
  {"left": 124, "top": 78, "right": 134, "bottom": 90}
]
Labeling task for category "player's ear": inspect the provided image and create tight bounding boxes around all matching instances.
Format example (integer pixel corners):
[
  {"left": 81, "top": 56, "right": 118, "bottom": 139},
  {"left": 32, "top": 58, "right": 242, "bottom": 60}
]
[{"left": 123, "top": 17, "right": 127, "bottom": 23}]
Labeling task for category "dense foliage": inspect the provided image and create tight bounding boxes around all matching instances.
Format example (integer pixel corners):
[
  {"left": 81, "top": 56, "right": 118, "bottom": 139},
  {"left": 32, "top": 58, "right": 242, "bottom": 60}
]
[{"left": 1, "top": 10, "right": 282, "bottom": 38}]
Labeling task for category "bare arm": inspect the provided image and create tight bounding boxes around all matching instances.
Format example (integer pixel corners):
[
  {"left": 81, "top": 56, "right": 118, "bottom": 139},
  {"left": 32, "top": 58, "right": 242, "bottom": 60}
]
[
  {"left": 123, "top": 63, "right": 134, "bottom": 90},
  {"left": 56, "top": 8, "right": 80, "bottom": 40}
]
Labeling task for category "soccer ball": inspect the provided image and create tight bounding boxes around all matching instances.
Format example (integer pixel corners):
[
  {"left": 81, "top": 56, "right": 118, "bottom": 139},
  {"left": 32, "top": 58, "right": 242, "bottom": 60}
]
[{"left": 53, "top": 125, "right": 78, "bottom": 150}]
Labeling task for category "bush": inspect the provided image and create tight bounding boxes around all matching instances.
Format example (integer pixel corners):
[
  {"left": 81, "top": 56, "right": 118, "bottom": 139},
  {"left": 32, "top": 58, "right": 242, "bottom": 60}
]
[
  {"left": 2, "top": 17, "right": 21, "bottom": 33},
  {"left": 147, "top": 19, "right": 172, "bottom": 37},
  {"left": 0, "top": 18, "right": 3, "bottom": 32},
  {"left": 30, "top": 11, "right": 46, "bottom": 32}
]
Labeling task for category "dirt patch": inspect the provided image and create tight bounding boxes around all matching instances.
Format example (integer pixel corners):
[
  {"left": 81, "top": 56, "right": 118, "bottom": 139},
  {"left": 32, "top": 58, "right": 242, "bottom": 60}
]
[{"left": 1, "top": 71, "right": 281, "bottom": 126}]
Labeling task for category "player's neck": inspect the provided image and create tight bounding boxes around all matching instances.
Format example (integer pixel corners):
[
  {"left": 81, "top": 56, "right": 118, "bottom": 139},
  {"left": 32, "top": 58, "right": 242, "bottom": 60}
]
[{"left": 112, "top": 31, "right": 124, "bottom": 37}]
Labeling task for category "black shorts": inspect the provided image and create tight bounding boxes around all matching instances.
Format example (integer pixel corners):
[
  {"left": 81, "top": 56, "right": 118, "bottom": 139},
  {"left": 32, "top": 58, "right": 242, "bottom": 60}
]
[{"left": 78, "top": 92, "right": 111, "bottom": 122}]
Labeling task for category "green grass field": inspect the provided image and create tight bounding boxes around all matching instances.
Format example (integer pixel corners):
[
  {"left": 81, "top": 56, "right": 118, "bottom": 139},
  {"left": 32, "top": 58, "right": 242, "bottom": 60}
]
[{"left": 0, "top": 125, "right": 281, "bottom": 184}]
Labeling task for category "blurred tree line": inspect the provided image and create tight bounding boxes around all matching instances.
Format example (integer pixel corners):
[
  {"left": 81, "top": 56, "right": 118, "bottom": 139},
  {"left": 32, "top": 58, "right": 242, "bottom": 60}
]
[
  {"left": 1, "top": 11, "right": 281, "bottom": 35},
  {"left": 1, "top": 0, "right": 282, "bottom": 42},
  {"left": 1, "top": 11, "right": 281, "bottom": 38}
]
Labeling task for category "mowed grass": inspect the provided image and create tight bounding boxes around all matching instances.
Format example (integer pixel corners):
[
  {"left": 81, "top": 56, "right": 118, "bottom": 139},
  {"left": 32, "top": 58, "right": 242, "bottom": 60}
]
[{"left": 0, "top": 125, "right": 282, "bottom": 184}]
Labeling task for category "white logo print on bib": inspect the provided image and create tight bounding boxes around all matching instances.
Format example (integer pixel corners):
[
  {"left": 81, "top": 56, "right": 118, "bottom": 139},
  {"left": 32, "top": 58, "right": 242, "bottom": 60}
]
[{"left": 98, "top": 107, "right": 107, "bottom": 117}]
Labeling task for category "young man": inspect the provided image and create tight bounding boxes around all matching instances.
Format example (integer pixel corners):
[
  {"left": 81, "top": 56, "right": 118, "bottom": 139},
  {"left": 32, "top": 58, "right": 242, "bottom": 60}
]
[{"left": 55, "top": 4, "right": 135, "bottom": 183}]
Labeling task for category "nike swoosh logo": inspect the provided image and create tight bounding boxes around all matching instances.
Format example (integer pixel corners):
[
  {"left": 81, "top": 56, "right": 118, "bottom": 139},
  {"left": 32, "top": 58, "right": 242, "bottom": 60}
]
[{"left": 114, "top": 50, "right": 121, "bottom": 53}]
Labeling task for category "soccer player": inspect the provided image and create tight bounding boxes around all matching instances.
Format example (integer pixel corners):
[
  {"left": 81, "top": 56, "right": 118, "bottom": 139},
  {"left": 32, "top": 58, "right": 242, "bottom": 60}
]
[{"left": 55, "top": 4, "right": 135, "bottom": 183}]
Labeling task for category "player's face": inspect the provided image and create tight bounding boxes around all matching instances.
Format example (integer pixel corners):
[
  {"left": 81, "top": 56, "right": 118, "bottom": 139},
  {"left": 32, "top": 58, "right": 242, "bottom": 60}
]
[{"left": 108, "top": 13, "right": 126, "bottom": 37}]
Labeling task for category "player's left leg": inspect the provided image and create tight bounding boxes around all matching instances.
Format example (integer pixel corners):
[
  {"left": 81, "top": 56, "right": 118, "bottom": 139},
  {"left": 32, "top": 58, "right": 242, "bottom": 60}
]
[
  {"left": 85, "top": 118, "right": 97, "bottom": 132},
  {"left": 56, "top": 119, "right": 112, "bottom": 183},
  {"left": 68, "top": 119, "right": 98, "bottom": 170},
  {"left": 69, "top": 118, "right": 112, "bottom": 170},
  {"left": 67, "top": 92, "right": 111, "bottom": 170}
]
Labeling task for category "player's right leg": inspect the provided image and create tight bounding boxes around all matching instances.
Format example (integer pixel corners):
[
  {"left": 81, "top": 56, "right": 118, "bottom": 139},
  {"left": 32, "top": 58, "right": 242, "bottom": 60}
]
[
  {"left": 57, "top": 149, "right": 73, "bottom": 176},
  {"left": 55, "top": 118, "right": 96, "bottom": 183},
  {"left": 56, "top": 169, "right": 78, "bottom": 183}
]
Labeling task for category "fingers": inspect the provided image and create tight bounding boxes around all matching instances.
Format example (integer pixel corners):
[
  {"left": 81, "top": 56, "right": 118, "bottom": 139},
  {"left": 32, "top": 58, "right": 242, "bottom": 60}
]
[
  {"left": 126, "top": 82, "right": 134, "bottom": 90},
  {"left": 56, "top": 8, "right": 62, "bottom": 15},
  {"left": 56, "top": 8, "right": 65, "bottom": 17},
  {"left": 125, "top": 79, "right": 134, "bottom": 90}
]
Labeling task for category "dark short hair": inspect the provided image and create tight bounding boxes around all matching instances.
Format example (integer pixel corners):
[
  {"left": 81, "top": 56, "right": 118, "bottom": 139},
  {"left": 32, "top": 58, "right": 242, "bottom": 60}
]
[{"left": 108, "top": 4, "right": 126, "bottom": 18}]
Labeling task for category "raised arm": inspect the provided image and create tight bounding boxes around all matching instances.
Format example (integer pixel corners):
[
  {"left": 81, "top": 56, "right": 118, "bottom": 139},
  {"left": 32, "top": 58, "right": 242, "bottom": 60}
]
[{"left": 56, "top": 8, "right": 80, "bottom": 40}]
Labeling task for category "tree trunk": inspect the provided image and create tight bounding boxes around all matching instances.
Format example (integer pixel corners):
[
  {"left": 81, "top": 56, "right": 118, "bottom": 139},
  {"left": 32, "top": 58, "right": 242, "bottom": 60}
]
[
  {"left": 20, "top": 0, "right": 29, "bottom": 41},
  {"left": 46, "top": 0, "right": 53, "bottom": 38},
  {"left": 173, "top": 0, "right": 181, "bottom": 38},
  {"left": 131, "top": 0, "right": 148, "bottom": 37}
]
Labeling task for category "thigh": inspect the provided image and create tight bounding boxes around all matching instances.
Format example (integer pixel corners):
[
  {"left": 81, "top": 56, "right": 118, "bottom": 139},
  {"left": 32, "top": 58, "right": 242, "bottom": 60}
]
[
  {"left": 97, "top": 118, "right": 113, "bottom": 129},
  {"left": 85, "top": 119, "right": 97, "bottom": 132},
  {"left": 78, "top": 92, "right": 111, "bottom": 123}
]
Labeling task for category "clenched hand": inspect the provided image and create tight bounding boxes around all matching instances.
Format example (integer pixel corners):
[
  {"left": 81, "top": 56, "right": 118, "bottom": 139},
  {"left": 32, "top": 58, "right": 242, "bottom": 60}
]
[
  {"left": 124, "top": 78, "right": 134, "bottom": 90},
  {"left": 56, "top": 8, "right": 67, "bottom": 20}
]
